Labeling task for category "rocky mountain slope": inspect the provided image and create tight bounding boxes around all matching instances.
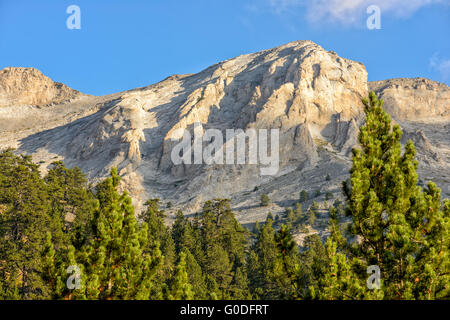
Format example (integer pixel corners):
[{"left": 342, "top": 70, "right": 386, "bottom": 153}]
[
  {"left": 0, "top": 67, "right": 83, "bottom": 107},
  {"left": 0, "top": 41, "right": 449, "bottom": 234}
]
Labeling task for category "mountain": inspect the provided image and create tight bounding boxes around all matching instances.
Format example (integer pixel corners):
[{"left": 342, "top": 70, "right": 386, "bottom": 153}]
[
  {"left": 0, "top": 41, "right": 449, "bottom": 233},
  {"left": 0, "top": 67, "right": 82, "bottom": 107}
]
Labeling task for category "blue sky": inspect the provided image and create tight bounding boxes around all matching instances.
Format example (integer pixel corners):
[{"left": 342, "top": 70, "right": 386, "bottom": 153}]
[{"left": 0, "top": 0, "right": 449, "bottom": 95}]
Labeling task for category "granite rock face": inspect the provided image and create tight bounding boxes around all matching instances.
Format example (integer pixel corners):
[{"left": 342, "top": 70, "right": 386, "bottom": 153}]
[{"left": 0, "top": 41, "right": 448, "bottom": 227}]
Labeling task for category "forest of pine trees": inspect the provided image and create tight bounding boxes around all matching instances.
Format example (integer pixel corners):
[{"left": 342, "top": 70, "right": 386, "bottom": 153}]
[{"left": 0, "top": 92, "right": 448, "bottom": 300}]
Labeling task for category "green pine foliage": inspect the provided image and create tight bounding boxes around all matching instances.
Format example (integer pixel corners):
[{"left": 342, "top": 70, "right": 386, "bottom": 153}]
[
  {"left": 247, "top": 218, "right": 281, "bottom": 299},
  {"left": 273, "top": 224, "right": 300, "bottom": 299},
  {"left": 167, "top": 252, "right": 194, "bottom": 300},
  {"left": 297, "top": 234, "right": 328, "bottom": 298},
  {"left": 285, "top": 208, "right": 295, "bottom": 229},
  {"left": 326, "top": 91, "right": 449, "bottom": 300},
  {"left": 53, "top": 168, "right": 163, "bottom": 300},
  {"left": 139, "top": 199, "right": 176, "bottom": 298},
  {"left": 0, "top": 150, "right": 62, "bottom": 299},
  {"left": 260, "top": 194, "right": 270, "bottom": 207},
  {"left": 195, "top": 199, "right": 250, "bottom": 299},
  {"left": 300, "top": 190, "right": 308, "bottom": 203},
  {"left": 247, "top": 219, "right": 300, "bottom": 299}
]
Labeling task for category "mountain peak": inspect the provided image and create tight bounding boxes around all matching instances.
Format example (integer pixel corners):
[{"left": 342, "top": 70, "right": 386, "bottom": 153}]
[{"left": 0, "top": 67, "right": 82, "bottom": 107}]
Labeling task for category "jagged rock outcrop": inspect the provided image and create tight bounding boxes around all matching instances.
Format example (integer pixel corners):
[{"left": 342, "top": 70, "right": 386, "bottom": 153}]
[
  {"left": 0, "top": 67, "right": 82, "bottom": 107},
  {"left": 0, "top": 41, "right": 448, "bottom": 224}
]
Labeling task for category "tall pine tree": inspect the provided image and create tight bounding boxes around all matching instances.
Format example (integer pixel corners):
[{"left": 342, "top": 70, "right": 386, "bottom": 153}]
[
  {"left": 54, "top": 168, "right": 162, "bottom": 300},
  {"left": 332, "top": 91, "right": 449, "bottom": 299}
]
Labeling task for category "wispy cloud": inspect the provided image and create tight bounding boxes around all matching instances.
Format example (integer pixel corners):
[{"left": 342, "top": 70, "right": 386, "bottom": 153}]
[
  {"left": 430, "top": 53, "right": 450, "bottom": 80},
  {"left": 266, "top": 0, "right": 445, "bottom": 26},
  {"left": 268, "top": 0, "right": 303, "bottom": 15}
]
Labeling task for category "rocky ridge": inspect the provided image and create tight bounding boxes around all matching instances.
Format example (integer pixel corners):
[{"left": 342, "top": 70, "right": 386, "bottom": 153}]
[{"left": 0, "top": 67, "right": 83, "bottom": 107}]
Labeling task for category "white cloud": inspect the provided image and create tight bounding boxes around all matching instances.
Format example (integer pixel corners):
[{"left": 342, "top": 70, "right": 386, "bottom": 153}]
[
  {"left": 267, "top": 0, "right": 445, "bottom": 25},
  {"left": 268, "top": 0, "right": 303, "bottom": 14},
  {"left": 430, "top": 53, "right": 450, "bottom": 80}
]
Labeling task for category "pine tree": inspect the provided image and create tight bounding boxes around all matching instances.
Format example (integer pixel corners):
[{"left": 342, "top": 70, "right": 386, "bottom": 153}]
[
  {"left": 261, "top": 194, "right": 270, "bottom": 207},
  {"left": 273, "top": 224, "right": 300, "bottom": 299},
  {"left": 0, "top": 150, "right": 56, "bottom": 299},
  {"left": 171, "top": 210, "right": 204, "bottom": 272},
  {"left": 248, "top": 219, "right": 302, "bottom": 299},
  {"left": 297, "top": 234, "right": 328, "bottom": 298},
  {"left": 318, "top": 239, "right": 369, "bottom": 300},
  {"left": 300, "top": 190, "right": 309, "bottom": 203},
  {"left": 167, "top": 252, "right": 194, "bottom": 300},
  {"left": 204, "top": 243, "right": 233, "bottom": 299},
  {"left": 172, "top": 210, "right": 186, "bottom": 254},
  {"left": 139, "top": 199, "right": 166, "bottom": 246},
  {"left": 139, "top": 199, "right": 176, "bottom": 298},
  {"left": 333, "top": 91, "right": 449, "bottom": 299},
  {"left": 247, "top": 219, "right": 278, "bottom": 299},
  {"left": 197, "top": 199, "right": 249, "bottom": 299},
  {"left": 229, "top": 266, "right": 251, "bottom": 299},
  {"left": 285, "top": 208, "right": 295, "bottom": 229},
  {"left": 44, "top": 161, "right": 96, "bottom": 249},
  {"left": 182, "top": 249, "right": 207, "bottom": 299},
  {"left": 294, "top": 203, "right": 303, "bottom": 226},
  {"left": 307, "top": 205, "right": 317, "bottom": 226},
  {"left": 58, "top": 168, "right": 162, "bottom": 300},
  {"left": 253, "top": 221, "right": 261, "bottom": 234}
]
